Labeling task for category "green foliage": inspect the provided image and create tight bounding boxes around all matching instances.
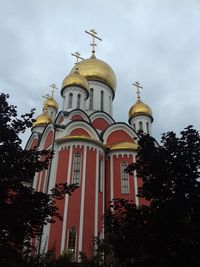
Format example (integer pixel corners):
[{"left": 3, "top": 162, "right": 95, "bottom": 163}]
[
  {"left": 0, "top": 93, "right": 76, "bottom": 266},
  {"left": 106, "top": 126, "right": 200, "bottom": 267},
  {"left": 79, "top": 237, "right": 121, "bottom": 267}
]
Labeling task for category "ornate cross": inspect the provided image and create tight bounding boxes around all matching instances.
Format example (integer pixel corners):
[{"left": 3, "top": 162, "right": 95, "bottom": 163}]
[
  {"left": 49, "top": 83, "right": 58, "bottom": 97},
  {"left": 85, "top": 29, "right": 102, "bottom": 53},
  {"left": 133, "top": 81, "right": 143, "bottom": 99},
  {"left": 71, "top": 51, "right": 84, "bottom": 64}
]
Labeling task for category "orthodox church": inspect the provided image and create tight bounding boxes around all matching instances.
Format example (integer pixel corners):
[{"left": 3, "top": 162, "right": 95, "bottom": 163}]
[{"left": 25, "top": 30, "right": 153, "bottom": 261}]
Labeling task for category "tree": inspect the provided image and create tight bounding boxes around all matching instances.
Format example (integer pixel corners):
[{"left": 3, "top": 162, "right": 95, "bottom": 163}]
[
  {"left": 0, "top": 93, "right": 75, "bottom": 265},
  {"left": 105, "top": 126, "right": 200, "bottom": 267}
]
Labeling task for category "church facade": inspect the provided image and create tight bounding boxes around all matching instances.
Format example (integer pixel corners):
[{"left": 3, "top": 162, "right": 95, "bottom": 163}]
[{"left": 26, "top": 31, "right": 153, "bottom": 261}]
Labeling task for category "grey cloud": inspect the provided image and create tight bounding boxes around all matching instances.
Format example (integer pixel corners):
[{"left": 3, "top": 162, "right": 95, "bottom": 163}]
[{"left": 0, "top": 0, "right": 200, "bottom": 145}]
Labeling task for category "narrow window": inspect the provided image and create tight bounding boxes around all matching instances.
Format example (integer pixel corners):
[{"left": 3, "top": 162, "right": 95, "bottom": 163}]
[
  {"left": 68, "top": 93, "right": 73, "bottom": 108},
  {"left": 100, "top": 91, "right": 104, "bottom": 111},
  {"left": 99, "top": 159, "right": 103, "bottom": 192},
  {"left": 89, "top": 88, "right": 94, "bottom": 109},
  {"left": 68, "top": 228, "right": 76, "bottom": 260},
  {"left": 121, "top": 162, "right": 130, "bottom": 194},
  {"left": 77, "top": 94, "right": 81, "bottom": 109},
  {"left": 146, "top": 122, "right": 149, "bottom": 134},
  {"left": 109, "top": 95, "right": 112, "bottom": 114},
  {"left": 133, "top": 123, "right": 136, "bottom": 130},
  {"left": 72, "top": 153, "right": 81, "bottom": 185},
  {"left": 139, "top": 121, "right": 143, "bottom": 131}
]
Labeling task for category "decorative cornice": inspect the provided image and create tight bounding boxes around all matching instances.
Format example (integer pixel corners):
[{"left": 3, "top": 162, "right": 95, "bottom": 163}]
[{"left": 56, "top": 135, "right": 105, "bottom": 149}]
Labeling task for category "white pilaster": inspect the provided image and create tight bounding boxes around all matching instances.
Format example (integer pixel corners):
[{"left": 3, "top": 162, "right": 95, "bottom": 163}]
[
  {"left": 110, "top": 155, "right": 114, "bottom": 201},
  {"left": 102, "top": 155, "right": 105, "bottom": 239},
  {"left": 133, "top": 170, "right": 139, "bottom": 206},
  {"left": 60, "top": 145, "right": 73, "bottom": 253},
  {"left": 94, "top": 150, "right": 99, "bottom": 237},
  {"left": 40, "top": 143, "right": 59, "bottom": 253},
  {"left": 78, "top": 145, "right": 87, "bottom": 257}
]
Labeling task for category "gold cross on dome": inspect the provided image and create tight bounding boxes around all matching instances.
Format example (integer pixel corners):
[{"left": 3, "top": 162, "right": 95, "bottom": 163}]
[
  {"left": 85, "top": 28, "right": 102, "bottom": 54},
  {"left": 133, "top": 81, "right": 143, "bottom": 99},
  {"left": 49, "top": 83, "right": 58, "bottom": 97},
  {"left": 71, "top": 51, "right": 84, "bottom": 64}
]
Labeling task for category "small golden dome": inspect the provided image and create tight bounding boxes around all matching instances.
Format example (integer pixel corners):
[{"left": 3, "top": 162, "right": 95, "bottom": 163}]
[
  {"left": 32, "top": 113, "right": 52, "bottom": 128},
  {"left": 109, "top": 141, "right": 139, "bottom": 151},
  {"left": 43, "top": 97, "right": 59, "bottom": 110},
  {"left": 61, "top": 70, "right": 89, "bottom": 96},
  {"left": 129, "top": 99, "right": 153, "bottom": 120},
  {"left": 71, "top": 54, "right": 116, "bottom": 93}
]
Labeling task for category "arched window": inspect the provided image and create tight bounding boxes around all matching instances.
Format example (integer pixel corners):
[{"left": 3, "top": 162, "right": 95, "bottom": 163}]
[
  {"left": 77, "top": 94, "right": 81, "bottom": 109},
  {"left": 89, "top": 88, "right": 94, "bottom": 109},
  {"left": 68, "top": 228, "right": 76, "bottom": 260},
  {"left": 139, "top": 121, "right": 143, "bottom": 131},
  {"left": 72, "top": 153, "right": 81, "bottom": 185},
  {"left": 121, "top": 162, "right": 130, "bottom": 194},
  {"left": 101, "top": 91, "right": 104, "bottom": 111},
  {"left": 68, "top": 93, "right": 73, "bottom": 108},
  {"left": 146, "top": 122, "right": 149, "bottom": 134},
  {"left": 133, "top": 123, "right": 136, "bottom": 130}
]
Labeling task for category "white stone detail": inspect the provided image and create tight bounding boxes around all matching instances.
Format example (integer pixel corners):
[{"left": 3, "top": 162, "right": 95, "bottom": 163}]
[
  {"left": 130, "top": 115, "right": 152, "bottom": 135},
  {"left": 60, "top": 145, "right": 73, "bottom": 253},
  {"left": 85, "top": 81, "right": 113, "bottom": 116},
  {"left": 62, "top": 86, "right": 87, "bottom": 112},
  {"left": 78, "top": 145, "right": 87, "bottom": 257},
  {"left": 39, "top": 141, "right": 59, "bottom": 253},
  {"left": 94, "top": 150, "right": 99, "bottom": 237},
  {"left": 110, "top": 155, "right": 114, "bottom": 201},
  {"left": 134, "top": 170, "right": 139, "bottom": 206}
]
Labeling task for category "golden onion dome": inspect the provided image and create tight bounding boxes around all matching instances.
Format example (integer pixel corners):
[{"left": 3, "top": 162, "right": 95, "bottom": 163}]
[
  {"left": 71, "top": 54, "right": 116, "bottom": 94},
  {"left": 109, "top": 141, "right": 139, "bottom": 151},
  {"left": 32, "top": 113, "right": 52, "bottom": 128},
  {"left": 129, "top": 99, "right": 153, "bottom": 121},
  {"left": 43, "top": 97, "right": 59, "bottom": 110},
  {"left": 61, "top": 70, "right": 89, "bottom": 96}
]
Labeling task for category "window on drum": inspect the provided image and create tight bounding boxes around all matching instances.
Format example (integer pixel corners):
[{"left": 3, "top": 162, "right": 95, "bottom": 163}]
[
  {"left": 121, "top": 162, "right": 130, "bottom": 194},
  {"left": 72, "top": 153, "right": 81, "bottom": 185}
]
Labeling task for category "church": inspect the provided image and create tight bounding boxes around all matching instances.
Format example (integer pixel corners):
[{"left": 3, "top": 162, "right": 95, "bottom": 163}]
[{"left": 25, "top": 30, "right": 153, "bottom": 261}]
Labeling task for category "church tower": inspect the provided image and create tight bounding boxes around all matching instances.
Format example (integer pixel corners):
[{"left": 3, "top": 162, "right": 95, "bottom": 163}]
[
  {"left": 128, "top": 81, "right": 153, "bottom": 135},
  {"left": 26, "top": 30, "right": 153, "bottom": 261}
]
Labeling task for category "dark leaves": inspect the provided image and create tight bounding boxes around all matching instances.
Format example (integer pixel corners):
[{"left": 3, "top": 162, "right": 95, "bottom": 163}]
[
  {"left": 0, "top": 93, "right": 75, "bottom": 262},
  {"left": 106, "top": 127, "right": 200, "bottom": 267}
]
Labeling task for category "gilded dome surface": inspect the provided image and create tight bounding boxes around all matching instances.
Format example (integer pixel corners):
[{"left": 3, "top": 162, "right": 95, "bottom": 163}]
[
  {"left": 32, "top": 113, "right": 52, "bottom": 127},
  {"left": 129, "top": 99, "right": 153, "bottom": 119},
  {"left": 43, "top": 97, "right": 59, "bottom": 110},
  {"left": 110, "top": 141, "right": 139, "bottom": 151},
  {"left": 71, "top": 54, "right": 116, "bottom": 92},
  {"left": 61, "top": 70, "right": 89, "bottom": 96}
]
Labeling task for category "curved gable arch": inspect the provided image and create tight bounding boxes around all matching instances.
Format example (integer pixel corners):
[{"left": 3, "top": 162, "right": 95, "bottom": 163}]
[
  {"left": 38, "top": 124, "right": 54, "bottom": 150},
  {"left": 90, "top": 111, "right": 115, "bottom": 124},
  {"left": 68, "top": 109, "right": 90, "bottom": 123},
  {"left": 90, "top": 111, "right": 115, "bottom": 131},
  {"left": 65, "top": 120, "right": 100, "bottom": 140},
  {"left": 102, "top": 123, "right": 138, "bottom": 146},
  {"left": 55, "top": 111, "right": 65, "bottom": 125},
  {"left": 25, "top": 132, "right": 39, "bottom": 150}
]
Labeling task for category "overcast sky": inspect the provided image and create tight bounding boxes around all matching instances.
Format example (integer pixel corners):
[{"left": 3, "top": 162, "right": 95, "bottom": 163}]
[{"left": 0, "top": 0, "right": 200, "bottom": 144}]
